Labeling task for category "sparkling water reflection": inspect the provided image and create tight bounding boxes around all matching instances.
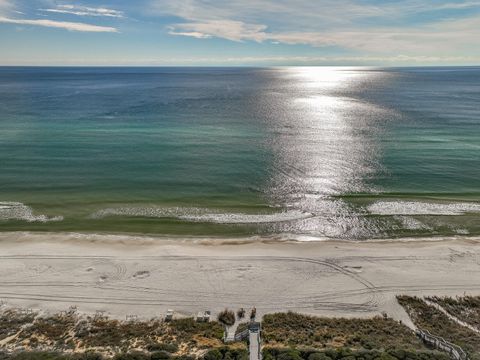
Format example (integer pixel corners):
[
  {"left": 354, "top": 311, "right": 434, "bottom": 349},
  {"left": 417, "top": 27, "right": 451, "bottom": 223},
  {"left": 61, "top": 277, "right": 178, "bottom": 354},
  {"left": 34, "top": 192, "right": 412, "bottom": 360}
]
[{"left": 257, "top": 68, "right": 394, "bottom": 238}]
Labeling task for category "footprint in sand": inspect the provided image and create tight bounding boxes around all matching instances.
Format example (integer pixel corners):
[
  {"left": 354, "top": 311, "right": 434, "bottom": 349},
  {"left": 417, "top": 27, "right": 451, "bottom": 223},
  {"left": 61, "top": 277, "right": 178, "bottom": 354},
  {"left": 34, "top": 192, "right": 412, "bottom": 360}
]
[{"left": 132, "top": 270, "right": 150, "bottom": 279}]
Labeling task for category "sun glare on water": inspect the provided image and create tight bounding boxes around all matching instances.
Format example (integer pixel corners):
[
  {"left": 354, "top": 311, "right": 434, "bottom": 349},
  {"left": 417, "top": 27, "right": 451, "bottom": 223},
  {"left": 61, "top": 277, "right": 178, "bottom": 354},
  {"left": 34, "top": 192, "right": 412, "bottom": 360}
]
[{"left": 262, "top": 67, "right": 389, "bottom": 238}]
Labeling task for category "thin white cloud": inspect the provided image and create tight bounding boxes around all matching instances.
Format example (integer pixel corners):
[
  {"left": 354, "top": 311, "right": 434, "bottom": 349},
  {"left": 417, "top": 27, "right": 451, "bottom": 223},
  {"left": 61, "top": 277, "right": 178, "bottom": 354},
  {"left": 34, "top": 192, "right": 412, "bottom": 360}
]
[
  {"left": 0, "top": 16, "right": 118, "bottom": 32},
  {"left": 151, "top": 0, "right": 386, "bottom": 31},
  {"left": 403, "top": 0, "right": 480, "bottom": 11},
  {"left": 169, "top": 15, "right": 480, "bottom": 55},
  {"left": 169, "top": 20, "right": 267, "bottom": 42},
  {"left": 270, "top": 15, "right": 480, "bottom": 54},
  {"left": 161, "top": 0, "right": 480, "bottom": 56},
  {"left": 153, "top": 0, "right": 480, "bottom": 57},
  {"left": 151, "top": 0, "right": 480, "bottom": 24},
  {"left": 167, "top": 29, "right": 211, "bottom": 39},
  {"left": 40, "top": 4, "right": 124, "bottom": 18}
]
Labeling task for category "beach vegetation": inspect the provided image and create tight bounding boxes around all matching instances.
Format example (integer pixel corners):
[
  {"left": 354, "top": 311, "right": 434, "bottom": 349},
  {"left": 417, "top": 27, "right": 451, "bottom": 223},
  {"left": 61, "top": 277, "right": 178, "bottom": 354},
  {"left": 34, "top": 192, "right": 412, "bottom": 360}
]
[
  {"left": 169, "top": 318, "right": 224, "bottom": 343},
  {"left": 0, "top": 353, "right": 205, "bottom": 360},
  {"left": 0, "top": 310, "right": 37, "bottom": 341},
  {"left": 249, "top": 309, "right": 256, "bottom": 321},
  {"left": 113, "top": 352, "right": 150, "bottom": 360},
  {"left": 236, "top": 309, "right": 245, "bottom": 320},
  {"left": 4, "top": 352, "right": 70, "bottom": 360},
  {"left": 0, "top": 307, "right": 468, "bottom": 360},
  {"left": 72, "top": 353, "right": 105, "bottom": 360},
  {"left": 150, "top": 352, "right": 171, "bottom": 360},
  {"left": 217, "top": 310, "right": 235, "bottom": 327},
  {"left": 203, "top": 347, "right": 247, "bottom": 360},
  {"left": 262, "top": 347, "right": 449, "bottom": 360},
  {"left": 21, "top": 314, "right": 77, "bottom": 348},
  {"left": 146, "top": 344, "right": 178, "bottom": 354},
  {"left": 171, "top": 356, "right": 195, "bottom": 360},
  {"left": 426, "top": 295, "right": 480, "bottom": 329},
  {"left": 397, "top": 295, "right": 480, "bottom": 359},
  {"left": 72, "top": 317, "right": 164, "bottom": 349},
  {"left": 261, "top": 312, "right": 426, "bottom": 351},
  {"left": 203, "top": 349, "right": 222, "bottom": 360},
  {"left": 0, "top": 310, "right": 226, "bottom": 356}
]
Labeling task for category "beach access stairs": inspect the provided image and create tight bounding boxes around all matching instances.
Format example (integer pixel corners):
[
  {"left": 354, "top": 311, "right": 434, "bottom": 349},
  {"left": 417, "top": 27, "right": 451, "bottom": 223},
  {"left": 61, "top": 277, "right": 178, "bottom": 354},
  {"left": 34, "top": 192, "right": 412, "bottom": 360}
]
[
  {"left": 248, "top": 322, "right": 262, "bottom": 360},
  {"left": 224, "top": 323, "right": 239, "bottom": 342},
  {"left": 416, "top": 328, "right": 468, "bottom": 360},
  {"left": 224, "top": 321, "right": 262, "bottom": 360}
]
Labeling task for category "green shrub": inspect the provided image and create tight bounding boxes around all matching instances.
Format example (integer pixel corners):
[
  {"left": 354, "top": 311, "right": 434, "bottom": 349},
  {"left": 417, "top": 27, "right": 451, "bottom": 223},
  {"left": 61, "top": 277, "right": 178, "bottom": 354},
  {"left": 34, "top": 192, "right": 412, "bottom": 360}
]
[
  {"left": 262, "top": 312, "right": 425, "bottom": 351},
  {"left": 217, "top": 310, "right": 235, "bottom": 327},
  {"left": 113, "top": 352, "right": 150, "bottom": 360},
  {"left": 427, "top": 296, "right": 480, "bottom": 330},
  {"left": 203, "top": 349, "right": 222, "bottom": 360},
  {"left": 169, "top": 318, "right": 224, "bottom": 342},
  {"left": 72, "top": 353, "right": 104, "bottom": 360},
  {"left": 261, "top": 348, "right": 449, "bottom": 360},
  {"left": 0, "top": 310, "right": 37, "bottom": 341},
  {"left": 171, "top": 356, "right": 196, "bottom": 360},
  {"left": 151, "top": 352, "right": 171, "bottom": 360},
  {"left": 9, "top": 352, "right": 69, "bottom": 360},
  {"left": 277, "top": 350, "right": 303, "bottom": 360},
  {"left": 147, "top": 344, "right": 178, "bottom": 353},
  {"left": 308, "top": 353, "right": 332, "bottom": 360}
]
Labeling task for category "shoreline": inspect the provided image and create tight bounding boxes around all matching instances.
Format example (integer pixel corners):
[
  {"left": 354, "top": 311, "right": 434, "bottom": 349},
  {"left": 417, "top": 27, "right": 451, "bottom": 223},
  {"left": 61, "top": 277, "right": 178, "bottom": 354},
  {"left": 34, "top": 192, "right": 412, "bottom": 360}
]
[
  {"left": 1, "top": 230, "right": 480, "bottom": 246},
  {"left": 0, "top": 231, "right": 479, "bottom": 329}
]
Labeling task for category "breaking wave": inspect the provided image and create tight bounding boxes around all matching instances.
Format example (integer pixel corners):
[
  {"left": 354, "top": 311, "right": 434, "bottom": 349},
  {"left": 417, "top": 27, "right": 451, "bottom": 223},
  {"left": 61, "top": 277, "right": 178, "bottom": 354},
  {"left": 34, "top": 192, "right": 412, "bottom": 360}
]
[
  {"left": 90, "top": 207, "right": 313, "bottom": 224},
  {"left": 0, "top": 202, "right": 63, "bottom": 222},
  {"left": 368, "top": 200, "right": 480, "bottom": 216}
]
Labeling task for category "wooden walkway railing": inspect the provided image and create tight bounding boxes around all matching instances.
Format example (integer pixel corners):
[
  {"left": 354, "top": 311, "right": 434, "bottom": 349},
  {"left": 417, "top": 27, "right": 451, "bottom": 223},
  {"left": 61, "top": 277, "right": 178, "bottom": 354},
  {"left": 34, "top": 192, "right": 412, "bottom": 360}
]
[
  {"left": 416, "top": 328, "right": 468, "bottom": 360},
  {"left": 234, "top": 329, "right": 249, "bottom": 342},
  {"left": 224, "top": 322, "right": 262, "bottom": 360}
]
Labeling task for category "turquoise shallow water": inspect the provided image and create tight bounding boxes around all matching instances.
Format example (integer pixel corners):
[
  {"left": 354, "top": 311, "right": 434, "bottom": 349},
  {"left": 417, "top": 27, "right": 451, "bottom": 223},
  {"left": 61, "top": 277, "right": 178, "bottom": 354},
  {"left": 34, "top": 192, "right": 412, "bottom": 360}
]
[{"left": 0, "top": 66, "right": 479, "bottom": 240}]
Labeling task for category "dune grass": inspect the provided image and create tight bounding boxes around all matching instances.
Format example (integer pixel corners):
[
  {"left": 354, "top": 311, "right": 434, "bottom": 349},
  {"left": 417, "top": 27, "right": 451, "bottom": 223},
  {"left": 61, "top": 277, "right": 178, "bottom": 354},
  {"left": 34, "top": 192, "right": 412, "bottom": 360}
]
[
  {"left": 261, "top": 312, "right": 426, "bottom": 351},
  {"left": 397, "top": 295, "right": 480, "bottom": 360}
]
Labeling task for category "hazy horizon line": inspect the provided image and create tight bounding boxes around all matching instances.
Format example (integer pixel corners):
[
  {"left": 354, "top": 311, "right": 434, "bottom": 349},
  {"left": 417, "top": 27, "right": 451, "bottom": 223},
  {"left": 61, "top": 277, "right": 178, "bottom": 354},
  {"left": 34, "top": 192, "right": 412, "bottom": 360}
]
[{"left": 1, "top": 64, "right": 479, "bottom": 68}]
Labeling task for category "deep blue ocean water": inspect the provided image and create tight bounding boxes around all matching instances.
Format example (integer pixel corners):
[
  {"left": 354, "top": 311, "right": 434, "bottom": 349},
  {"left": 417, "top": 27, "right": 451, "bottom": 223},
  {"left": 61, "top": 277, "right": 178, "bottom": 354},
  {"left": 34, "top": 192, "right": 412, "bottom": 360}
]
[{"left": 0, "top": 66, "right": 479, "bottom": 240}]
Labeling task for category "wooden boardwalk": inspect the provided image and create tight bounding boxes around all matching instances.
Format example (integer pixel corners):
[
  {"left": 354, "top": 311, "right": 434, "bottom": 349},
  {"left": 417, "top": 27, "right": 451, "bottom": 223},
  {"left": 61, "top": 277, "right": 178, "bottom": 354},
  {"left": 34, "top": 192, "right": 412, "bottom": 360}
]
[
  {"left": 249, "top": 322, "right": 262, "bottom": 360},
  {"left": 224, "top": 321, "right": 262, "bottom": 360}
]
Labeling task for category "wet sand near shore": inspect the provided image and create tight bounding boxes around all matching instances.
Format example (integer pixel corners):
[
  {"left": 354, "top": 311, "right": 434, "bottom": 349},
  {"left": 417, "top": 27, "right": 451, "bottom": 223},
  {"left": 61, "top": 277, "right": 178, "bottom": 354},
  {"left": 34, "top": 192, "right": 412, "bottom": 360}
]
[{"left": 0, "top": 232, "right": 479, "bottom": 329}]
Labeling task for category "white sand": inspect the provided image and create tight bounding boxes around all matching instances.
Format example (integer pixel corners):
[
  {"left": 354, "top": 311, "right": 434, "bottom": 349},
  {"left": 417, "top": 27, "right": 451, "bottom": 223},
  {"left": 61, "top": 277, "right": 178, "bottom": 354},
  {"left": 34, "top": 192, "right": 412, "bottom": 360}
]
[{"left": 1, "top": 232, "right": 479, "bottom": 329}]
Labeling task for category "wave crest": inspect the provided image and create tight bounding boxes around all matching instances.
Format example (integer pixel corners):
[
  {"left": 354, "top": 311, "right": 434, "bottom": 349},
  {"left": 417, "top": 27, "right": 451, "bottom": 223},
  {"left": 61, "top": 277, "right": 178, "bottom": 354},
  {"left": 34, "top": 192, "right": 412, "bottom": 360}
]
[
  {"left": 0, "top": 202, "right": 63, "bottom": 223},
  {"left": 368, "top": 200, "right": 480, "bottom": 216},
  {"left": 90, "top": 207, "right": 312, "bottom": 224}
]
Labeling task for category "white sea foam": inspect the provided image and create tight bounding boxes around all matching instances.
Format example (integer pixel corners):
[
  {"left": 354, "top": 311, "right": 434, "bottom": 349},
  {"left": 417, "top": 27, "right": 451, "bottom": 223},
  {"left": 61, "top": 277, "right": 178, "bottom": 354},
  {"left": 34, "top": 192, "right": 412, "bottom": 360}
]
[
  {"left": 393, "top": 215, "right": 432, "bottom": 230},
  {"left": 91, "top": 207, "right": 312, "bottom": 224},
  {"left": 368, "top": 200, "right": 480, "bottom": 216},
  {"left": 0, "top": 202, "right": 63, "bottom": 222},
  {"left": 183, "top": 210, "right": 312, "bottom": 224}
]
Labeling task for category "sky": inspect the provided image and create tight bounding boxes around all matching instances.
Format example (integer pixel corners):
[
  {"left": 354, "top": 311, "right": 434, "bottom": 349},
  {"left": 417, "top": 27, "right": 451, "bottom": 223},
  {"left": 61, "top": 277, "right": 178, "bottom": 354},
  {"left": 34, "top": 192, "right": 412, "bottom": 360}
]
[{"left": 1, "top": 0, "right": 480, "bottom": 66}]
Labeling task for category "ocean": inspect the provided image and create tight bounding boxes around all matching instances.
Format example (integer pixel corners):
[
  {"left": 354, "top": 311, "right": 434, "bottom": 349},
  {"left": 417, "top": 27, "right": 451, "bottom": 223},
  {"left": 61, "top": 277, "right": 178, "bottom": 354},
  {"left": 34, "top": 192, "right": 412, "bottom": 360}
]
[{"left": 0, "top": 66, "right": 479, "bottom": 241}]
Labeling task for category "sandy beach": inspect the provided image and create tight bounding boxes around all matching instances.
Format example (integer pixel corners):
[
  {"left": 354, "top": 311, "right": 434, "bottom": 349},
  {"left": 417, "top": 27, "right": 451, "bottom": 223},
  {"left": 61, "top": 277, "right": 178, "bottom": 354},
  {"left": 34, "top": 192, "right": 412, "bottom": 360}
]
[{"left": 0, "top": 232, "right": 479, "bottom": 329}]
